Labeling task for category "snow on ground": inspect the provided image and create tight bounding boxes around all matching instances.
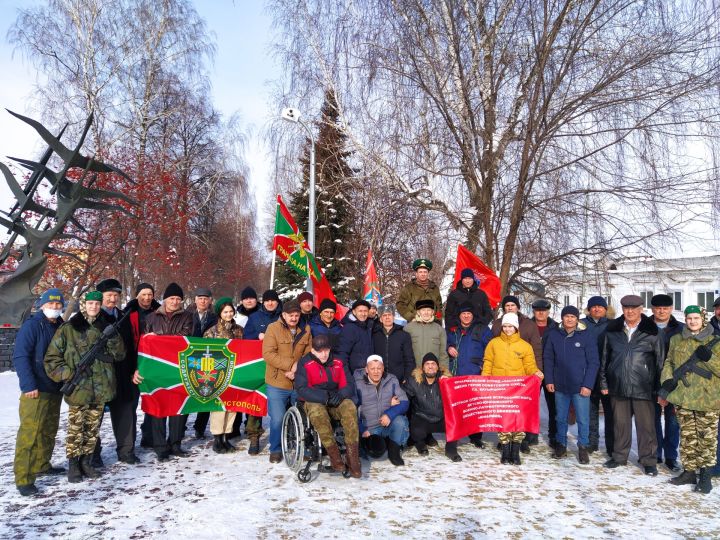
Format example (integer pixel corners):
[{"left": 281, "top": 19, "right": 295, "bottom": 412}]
[{"left": 0, "top": 370, "right": 718, "bottom": 539}]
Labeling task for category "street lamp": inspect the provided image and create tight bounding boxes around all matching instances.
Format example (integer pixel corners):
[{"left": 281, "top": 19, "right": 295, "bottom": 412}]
[{"left": 281, "top": 107, "right": 316, "bottom": 293}]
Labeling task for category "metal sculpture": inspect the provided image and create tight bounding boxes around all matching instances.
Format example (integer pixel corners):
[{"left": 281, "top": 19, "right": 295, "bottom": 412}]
[{"left": 0, "top": 110, "right": 136, "bottom": 326}]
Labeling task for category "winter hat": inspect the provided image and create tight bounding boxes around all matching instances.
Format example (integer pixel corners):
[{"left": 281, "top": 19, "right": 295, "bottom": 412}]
[
  {"left": 415, "top": 299, "right": 435, "bottom": 311},
  {"left": 163, "top": 282, "right": 184, "bottom": 300},
  {"left": 620, "top": 295, "right": 643, "bottom": 308},
  {"left": 460, "top": 268, "right": 474, "bottom": 279},
  {"left": 366, "top": 354, "right": 383, "bottom": 365},
  {"left": 501, "top": 312, "right": 520, "bottom": 329},
  {"left": 97, "top": 278, "right": 122, "bottom": 293},
  {"left": 352, "top": 299, "right": 371, "bottom": 310},
  {"left": 195, "top": 287, "right": 212, "bottom": 298},
  {"left": 283, "top": 299, "right": 301, "bottom": 313},
  {"left": 422, "top": 352, "right": 439, "bottom": 366},
  {"left": 501, "top": 295, "right": 520, "bottom": 310},
  {"left": 319, "top": 299, "right": 337, "bottom": 313},
  {"left": 531, "top": 299, "right": 551, "bottom": 311},
  {"left": 262, "top": 289, "right": 280, "bottom": 303},
  {"left": 135, "top": 282, "right": 154, "bottom": 296},
  {"left": 377, "top": 304, "right": 395, "bottom": 315},
  {"left": 561, "top": 306, "right": 580, "bottom": 318},
  {"left": 240, "top": 286, "right": 258, "bottom": 300},
  {"left": 684, "top": 305, "right": 704, "bottom": 316},
  {"left": 650, "top": 294, "right": 673, "bottom": 307},
  {"left": 38, "top": 288, "right": 65, "bottom": 308},
  {"left": 85, "top": 290, "right": 102, "bottom": 302},
  {"left": 298, "top": 291, "right": 314, "bottom": 304},
  {"left": 312, "top": 334, "right": 332, "bottom": 351},
  {"left": 714, "top": 297, "right": 720, "bottom": 308},
  {"left": 458, "top": 302, "right": 474, "bottom": 315},
  {"left": 586, "top": 296, "right": 608, "bottom": 309},
  {"left": 214, "top": 296, "right": 235, "bottom": 316}
]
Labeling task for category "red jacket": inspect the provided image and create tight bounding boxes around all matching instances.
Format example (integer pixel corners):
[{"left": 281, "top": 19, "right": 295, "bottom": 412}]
[{"left": 294, "top": 353, "right": 355, "bottom": 404}]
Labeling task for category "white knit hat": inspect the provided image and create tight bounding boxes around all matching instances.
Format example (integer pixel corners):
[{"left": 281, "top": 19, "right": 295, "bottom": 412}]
[
  {"left": 501, "top": 312, "right": 519, "bottom": 329},
  {"left": 366, "top": 354, "right": 384, "bottom": 365}
]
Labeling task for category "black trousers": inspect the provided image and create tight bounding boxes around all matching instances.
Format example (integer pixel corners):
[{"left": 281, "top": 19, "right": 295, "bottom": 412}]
[
  {"left": 109, "top": 392, "right": 139, "bottom": 459},
  {"left": 590, "top": 392, "right": 614, "bottom": 453},
  {"left": 193, "top": 412, "right": 210, "bottom": 435},
  {"left": 611, "top": 396, "right": 657, "bottom": 466},
  {"left": 410, "top": 417, "right": 457, "bottom": 453},
  {"left": 150, "top": 414, "right": 188, "bottom": 453}
]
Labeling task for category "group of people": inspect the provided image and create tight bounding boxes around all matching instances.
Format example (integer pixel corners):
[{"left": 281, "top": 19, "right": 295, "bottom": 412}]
[{"left": 11, "top": 258, "right": 720, "bottom": 496}]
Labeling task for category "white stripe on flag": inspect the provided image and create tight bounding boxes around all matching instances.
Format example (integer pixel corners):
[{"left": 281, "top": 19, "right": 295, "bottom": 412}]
[
  {"left": 228, "top": 385, "right": 267, "bottom": 399},
  {"left": 139, "top": 353, "right": 178, "bottom": 369},
  {"left": 176, "top": 395, "right": 190, "bottom": 415},
  {"left": 141, "top": 383, "right": 184, "bottom": 396}
]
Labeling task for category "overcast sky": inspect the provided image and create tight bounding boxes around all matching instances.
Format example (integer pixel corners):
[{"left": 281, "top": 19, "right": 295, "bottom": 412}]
[{"left": 0, "top": 0, "right": 279, "bottom": 226}]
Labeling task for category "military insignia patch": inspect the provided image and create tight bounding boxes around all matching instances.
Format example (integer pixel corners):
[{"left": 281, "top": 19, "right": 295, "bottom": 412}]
[{"left": 179, "top": 342, "right": 235, "bottom": 403}]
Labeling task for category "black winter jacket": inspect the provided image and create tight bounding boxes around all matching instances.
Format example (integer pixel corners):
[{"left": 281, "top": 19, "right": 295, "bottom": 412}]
[
  {"left": 403, "top": 366, "right": 451, "bottom": 423},
  {"left": 337, "top": 313, "right": 374, "bottom": 372},
  {"left": 599, "top": 315, "right": 664, "bottom": 401},
  {"left": 372, "top": 323, "right": 415, "bottom": 383},
  {"left": 444, "top": 280, "right": 493, "bottom": 329}
]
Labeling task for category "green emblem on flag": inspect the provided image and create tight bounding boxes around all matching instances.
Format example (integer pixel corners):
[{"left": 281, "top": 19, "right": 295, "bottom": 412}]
[{"left": 179, "top": 342, "right": 235, "bottom": 403}]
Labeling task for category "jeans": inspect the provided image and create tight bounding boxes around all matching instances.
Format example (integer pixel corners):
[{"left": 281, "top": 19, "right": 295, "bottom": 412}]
[
  {"left": 368, "top": 415, "right": 409, "bottom": 446},
  {"left": 654, "top": 402, "right": 679, "bottom": 461},
  {"left": 555, "top": 391, "right": 590, "bottom": 447},
  {"left": 266, "top": 384, "right": 296, "bottom": 454}
]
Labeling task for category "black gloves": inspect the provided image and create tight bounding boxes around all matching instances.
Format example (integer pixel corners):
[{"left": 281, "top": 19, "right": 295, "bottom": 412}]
[
  {"left": 326, "top": 392, "right": 343, "bottom": 407},
  {"left": 658, "top": 379, "right": 678, "bottom": 400},
  {"left": 696, "top": 345, "right": 712, "bottom": 362}
]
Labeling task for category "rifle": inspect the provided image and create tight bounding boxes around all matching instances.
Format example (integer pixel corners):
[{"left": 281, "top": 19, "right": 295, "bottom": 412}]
[
  {"left": 658, "top": 338, "right": 720, "bottom": 399},
  {"left": 60, "top": 309, "right": 131, "bottom": 396}
]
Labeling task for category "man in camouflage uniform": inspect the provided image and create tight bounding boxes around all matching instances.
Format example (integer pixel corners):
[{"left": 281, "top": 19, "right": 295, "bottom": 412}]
[
  {"left": 13, "top": 288, "right": 66, "bottom": 496},
  {"left": 45, "top": 290, "right": 125, "bottom": 483},
  {"left": 659, "top": 305, "right": 720, "bottom": 494},
  {"left": 396, "top": 259, "right": 443, "bottom": 323}
]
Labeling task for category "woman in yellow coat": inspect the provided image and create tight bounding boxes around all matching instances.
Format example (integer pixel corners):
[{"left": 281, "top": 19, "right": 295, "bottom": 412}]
[{"left": 482, "top": 312, "right": 543, "bottom": 465}]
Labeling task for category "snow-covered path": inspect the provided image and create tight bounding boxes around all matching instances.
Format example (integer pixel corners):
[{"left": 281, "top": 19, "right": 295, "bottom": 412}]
[{"left": 0, "top": 371, "right": 717, "bottom": 539}]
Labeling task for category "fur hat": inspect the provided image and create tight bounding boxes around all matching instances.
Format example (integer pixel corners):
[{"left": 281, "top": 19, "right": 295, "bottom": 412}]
[
  {"left": 415, "top": 299, "right": 435, "bottom": 311},
  {"left": 97, "top": 278, "right": 122, "bottom": 293},
  {"left": 532, "top": 299, "right": 551, "bottom": 311},
  {"left": 352, "top": 299, "right": 371, "bottom": 310},
  {"left": 650, "top": 294, "right": 673, "bottom": 307},
  {"left": 319, "top": 299, "right": 337, "bottom": 312}
]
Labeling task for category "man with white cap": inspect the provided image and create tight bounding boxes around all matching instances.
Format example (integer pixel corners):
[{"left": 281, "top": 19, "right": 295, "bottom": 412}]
[{"left": 355, "top": 354, "right": 410, "bottom": 466}]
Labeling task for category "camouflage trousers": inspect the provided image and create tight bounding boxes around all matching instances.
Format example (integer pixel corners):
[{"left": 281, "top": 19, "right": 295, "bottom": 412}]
[
  {"left": 677, "top": 408, "right": 720, "bottom": 471},
  {"left": 498, "top": 432, "right": 525, "bottom": 444},
  {"left": 304, "top": 399, "right": 359, "bottom": 448},
  {"left": 14, "top": 392, "right": 62, "bottom": 487},
  {"left": 66, "top": 405, "right": 104, "bottom": 458}
]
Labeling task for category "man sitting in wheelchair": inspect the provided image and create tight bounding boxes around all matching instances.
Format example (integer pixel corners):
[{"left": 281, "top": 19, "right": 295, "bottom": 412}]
[{"left": 294, "top": 334, "right": 362, "bottom": 478}]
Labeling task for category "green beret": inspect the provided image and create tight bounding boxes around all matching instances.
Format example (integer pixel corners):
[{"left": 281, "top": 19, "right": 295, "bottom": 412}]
[
  {"left": 214, "top": 296, "right": 235, "bottom": 316},
  {"left": 684, "top": 305, "right": 703, "bottom": 316},
  {"left": 412, "top": 258, "right": 432, "bottom": 271},
  {"left": 85, "top": 290, "right": 103, "bottom": 302}
]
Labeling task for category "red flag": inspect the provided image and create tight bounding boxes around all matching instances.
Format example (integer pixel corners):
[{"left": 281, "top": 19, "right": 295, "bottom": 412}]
[
  {"left": 362, "top": 249, "right": 382, "bottom": 306},
  {"left": 440, "top": 375, "right": 541, "bottom": 441},
  {"left": 453, "top": 244, "right": 502, "bottom": 308}
]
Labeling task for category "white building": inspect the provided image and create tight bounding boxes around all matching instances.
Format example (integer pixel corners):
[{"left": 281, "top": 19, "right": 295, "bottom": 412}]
[{"left": 546, "top": 252, "right": 720, "bottom": 319}]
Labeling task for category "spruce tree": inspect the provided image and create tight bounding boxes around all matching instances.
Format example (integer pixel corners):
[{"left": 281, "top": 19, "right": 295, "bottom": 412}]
[{"left": 274, "top": 89, "right": 357, "bottom": 303}]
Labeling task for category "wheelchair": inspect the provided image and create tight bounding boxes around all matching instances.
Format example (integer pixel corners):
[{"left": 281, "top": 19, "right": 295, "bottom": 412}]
[{"left": 281, "top": 403, "right": 349, "bottom": 483}]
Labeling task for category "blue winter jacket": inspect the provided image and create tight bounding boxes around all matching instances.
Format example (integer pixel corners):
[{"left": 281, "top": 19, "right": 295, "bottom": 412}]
[
  {"left": 337, "top": 313, "right": 375, "bottom": 372},
  {"left": 543, "top": 324, "right": 600, "bottom": 394},
  {"left": 445, "top": 322, "right": 490, "bottom": 376},
  {"left": 243, "top": 304, "right": 282, "bottom": 340},
  {"left": 354, "top": 368, "right": 409, "bottom": 433},
  {"left": 309, "top": 314, "right": 343, "bottom": 352},
  {"left": 14, "top": 311, "right": 63, "bottom": 393}
]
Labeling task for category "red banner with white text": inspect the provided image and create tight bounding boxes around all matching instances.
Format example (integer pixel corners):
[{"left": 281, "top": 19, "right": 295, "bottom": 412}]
[{"left": 440, "top": 375, "right": 541, "bottom": 441}]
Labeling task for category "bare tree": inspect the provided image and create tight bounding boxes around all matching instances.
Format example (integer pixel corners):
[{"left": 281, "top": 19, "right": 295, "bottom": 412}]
[{"left": 268, "top": 0, "right": 720, "bottom": 295}]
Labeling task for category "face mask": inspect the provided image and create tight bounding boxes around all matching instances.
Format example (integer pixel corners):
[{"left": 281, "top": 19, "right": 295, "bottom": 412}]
[{"left": 43, "top": 308, "right": 63, "bottom": 319}]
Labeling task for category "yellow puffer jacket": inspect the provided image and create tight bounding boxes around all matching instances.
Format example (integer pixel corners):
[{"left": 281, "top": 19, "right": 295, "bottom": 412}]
[{"left": 482, "top": 332, "right": 538, "bottom": 376}]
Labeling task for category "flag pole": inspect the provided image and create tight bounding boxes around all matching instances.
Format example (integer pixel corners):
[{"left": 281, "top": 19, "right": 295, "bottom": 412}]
[{"left": 269, "top": 251, "right": 276, "bottom": 289}]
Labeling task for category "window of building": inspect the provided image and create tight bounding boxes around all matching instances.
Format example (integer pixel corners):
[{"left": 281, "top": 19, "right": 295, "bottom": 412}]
[
  {"left": 697, "top": 291, "right": 715, "bottom": 310},
  {"left": 563, "top": 295, "right": 570, "bottom": 307},
  {"left": 640, "top": 291, "right": 654, "bottom": 308},
  {"left": 666, "top": 291, "right": 682, "bottom": 310}
]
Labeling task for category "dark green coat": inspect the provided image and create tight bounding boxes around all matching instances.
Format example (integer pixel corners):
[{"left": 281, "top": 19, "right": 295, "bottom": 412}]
[
  {"left": 661, "top": 325, "right": 720, "bottom": 412},
  {"left": 44, "top": 311, "right": 125, "bottom": 406},
  {"left": 396, "top": 278, "right": 443, "bottom": 323}
]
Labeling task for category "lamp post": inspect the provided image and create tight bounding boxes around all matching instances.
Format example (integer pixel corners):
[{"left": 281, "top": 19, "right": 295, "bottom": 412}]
[{"left": 281, "top": 107, "right": 316, "bottom": 292}]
